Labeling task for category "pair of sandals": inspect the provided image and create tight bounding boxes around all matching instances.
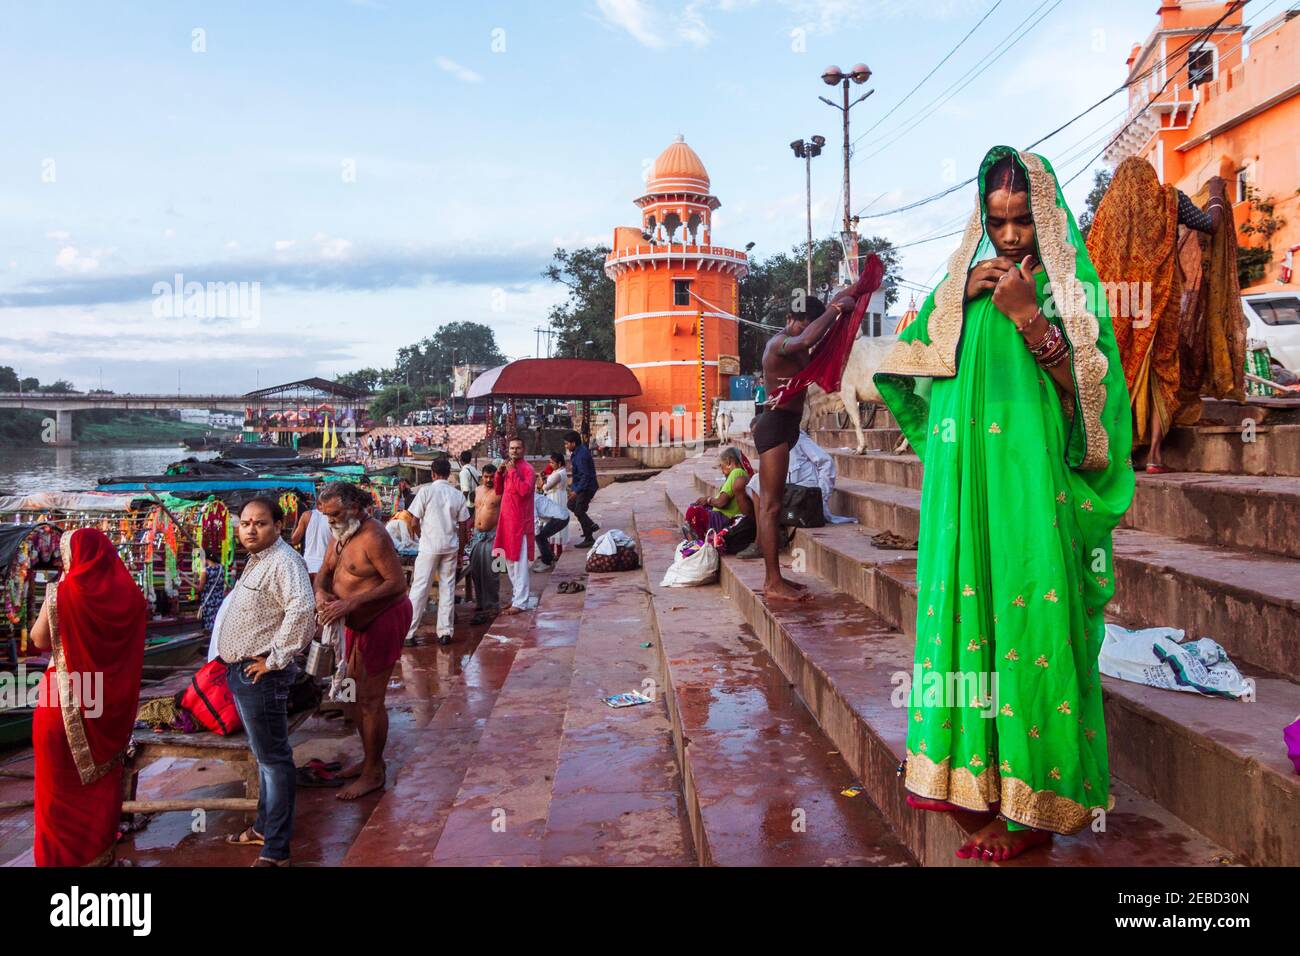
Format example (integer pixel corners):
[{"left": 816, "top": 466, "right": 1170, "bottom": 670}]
[
  {"left": 296, "top": 759, "right": 345, "bottom": 788},
  {"left": 557, "top": 580, "right": 586, "bottom": 594}
]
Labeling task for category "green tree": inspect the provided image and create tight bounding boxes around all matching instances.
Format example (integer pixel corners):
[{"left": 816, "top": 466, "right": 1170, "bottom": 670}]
[
  {"left": 335, "top": 367, "right": 382, "bottom": 392},
  {"left": 390, "top": 321, "right": 506, "bottom": 393},
  {"left": 543, "top": 246, "right": 615, "bottom": 361},
  {"left": 0, "top": 366, "right": 19, "bottom": 392},
  {"left": 1078, "top": 168, "right": 1112, "bottom": 240}
]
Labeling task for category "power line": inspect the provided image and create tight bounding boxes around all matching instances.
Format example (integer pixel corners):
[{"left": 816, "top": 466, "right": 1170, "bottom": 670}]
[
  {"left": 852, "top": 0, "right": 1064, "bottom": 170},
  {"left": 1060, "top": 0, "right": 1269, "bottom": 188},
  {"left": 857, "top": 0, "right": 1251, "bottom": 220},
  {"left": 852, "top": 0, "right": 1005, "bottom": 146}
]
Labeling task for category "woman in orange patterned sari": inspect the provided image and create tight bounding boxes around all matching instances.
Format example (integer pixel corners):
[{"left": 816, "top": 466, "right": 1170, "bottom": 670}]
[{"left": 1086, "top": 157, "right": 1226, "bottom": 471}]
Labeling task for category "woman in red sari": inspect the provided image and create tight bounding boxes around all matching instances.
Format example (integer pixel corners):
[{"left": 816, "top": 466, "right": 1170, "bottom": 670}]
[{"left": 30, "top": 528, "right": 146, "bottom": 866}]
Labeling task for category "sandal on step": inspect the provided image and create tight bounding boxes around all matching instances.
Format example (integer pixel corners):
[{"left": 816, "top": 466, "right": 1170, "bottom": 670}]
[
  {"left": 226, "top": 827, "right": 264, "bottom": 846},
  {"left": 252, "top": 856, "right": 290, "bottom": 867}
]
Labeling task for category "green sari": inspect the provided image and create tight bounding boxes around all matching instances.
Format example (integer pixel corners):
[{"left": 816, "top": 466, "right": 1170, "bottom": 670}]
[{"left": 874, "top": 147, "right": 1134, "bottom": 834}]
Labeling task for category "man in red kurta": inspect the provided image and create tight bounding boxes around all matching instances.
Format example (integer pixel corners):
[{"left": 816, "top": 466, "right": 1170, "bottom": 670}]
[{"left": 493, "top": 437, "right": 536, "bottom": 614}]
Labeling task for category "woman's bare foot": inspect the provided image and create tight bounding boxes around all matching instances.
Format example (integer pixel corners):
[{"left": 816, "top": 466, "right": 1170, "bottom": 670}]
[
  {"left": 337, "top": 768, "right": 386, "bottom": 801},
  {"left": 337, "top": 761, "right": 364, "bottom": 780},
  {"left": 501, "top": 606, "right": 524, "bottom": 616},
  {"left": 956, "top": 818, "right": 1052, "bottom": 862},
  {"left": 763, "top": 578, "right": 812, "bottom": 602}
]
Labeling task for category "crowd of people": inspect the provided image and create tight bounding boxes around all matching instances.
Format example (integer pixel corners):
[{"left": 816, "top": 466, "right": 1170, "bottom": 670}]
[
  {"left": 25, "top": 430, "right": 605, "bottom": 867},
  {"left": 25, "top": 145, "right": 1241, "bottom": 869}
]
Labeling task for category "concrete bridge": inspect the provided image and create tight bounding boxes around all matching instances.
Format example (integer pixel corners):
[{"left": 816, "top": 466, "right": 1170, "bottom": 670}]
[{"left": 0, "top": 392, "right": 250, "bottom": 445}]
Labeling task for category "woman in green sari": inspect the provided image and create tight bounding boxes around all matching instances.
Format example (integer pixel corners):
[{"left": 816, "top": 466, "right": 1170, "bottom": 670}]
[{"left": 874, "top": 146, "right": 1134, "bottom": 861}]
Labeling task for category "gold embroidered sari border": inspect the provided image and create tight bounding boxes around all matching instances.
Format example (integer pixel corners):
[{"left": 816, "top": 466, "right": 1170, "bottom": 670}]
[
  {"left": 1020, "top": 152, "right": 1111, "bottom": 472},
  {"left": 905, "top": 749, "right": 1101, "bottom": 835}
]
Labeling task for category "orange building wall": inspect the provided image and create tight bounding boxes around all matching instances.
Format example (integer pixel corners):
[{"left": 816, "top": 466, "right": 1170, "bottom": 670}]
[{"left": 1129, "top": 4, "right": 1300, "bottom": 293}]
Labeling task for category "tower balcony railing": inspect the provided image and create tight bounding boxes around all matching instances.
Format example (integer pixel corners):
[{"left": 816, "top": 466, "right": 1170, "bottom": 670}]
[{"left": 604, "top": 242, "right": 750, "bottom": 274}]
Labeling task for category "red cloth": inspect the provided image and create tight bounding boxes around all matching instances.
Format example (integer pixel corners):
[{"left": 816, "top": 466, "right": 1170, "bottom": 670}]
[
  {"left": 34, "top": 528, "right": 146, "bottom": 866},
  {"left": 770, "top": 253, "right": 886, "bottom": 407},
  {"left": 345, "top": 596, "right": 413, "bottom": 675},
  {"left": 493, "top": 459, "right": 536, "bottom": 562}
]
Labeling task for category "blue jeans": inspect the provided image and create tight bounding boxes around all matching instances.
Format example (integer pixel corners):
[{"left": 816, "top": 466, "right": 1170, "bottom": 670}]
[{"left": 226, "top": 662, "right": 297, "bottom": 861}]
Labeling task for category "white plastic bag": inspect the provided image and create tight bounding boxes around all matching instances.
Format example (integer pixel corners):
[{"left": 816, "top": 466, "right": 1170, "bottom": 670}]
[
  {"left": 660, "top": 532, "right": 720, "bottom": 588},
  {"left": 1099, "top": 623, "right": 1249, "bottom": 699}
]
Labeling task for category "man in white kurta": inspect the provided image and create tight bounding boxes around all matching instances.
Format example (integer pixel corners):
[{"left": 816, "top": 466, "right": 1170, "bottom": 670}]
[{"left": 405, "top": 459, "right": 469, "bottom": 645}]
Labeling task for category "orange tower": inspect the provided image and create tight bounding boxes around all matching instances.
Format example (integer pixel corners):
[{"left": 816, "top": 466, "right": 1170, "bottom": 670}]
[{"left": 605, "top": 136, "right": 749, "bottom": 444}]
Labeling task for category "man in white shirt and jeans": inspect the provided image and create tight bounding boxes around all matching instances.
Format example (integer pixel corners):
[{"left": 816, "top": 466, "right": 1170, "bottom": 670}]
[
  {"left": 216, "top": 496, "right": 316, "bottom": 866},
  {"left": 405, "top": 458, "right": 470, "bottom": 646}
]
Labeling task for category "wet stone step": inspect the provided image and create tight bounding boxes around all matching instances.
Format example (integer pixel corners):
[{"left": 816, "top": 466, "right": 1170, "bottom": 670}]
[
  {"left": 660, "top": 466, "right": 1235, "bottom": 867},
  {"left": 629, "top": 506, "right": 915, "bottom": 866}
]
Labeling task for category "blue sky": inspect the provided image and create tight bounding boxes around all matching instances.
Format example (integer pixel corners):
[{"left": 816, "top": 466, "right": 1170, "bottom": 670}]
[{"left": 0, "top": 0, "right": 1186, "bottom": 392}]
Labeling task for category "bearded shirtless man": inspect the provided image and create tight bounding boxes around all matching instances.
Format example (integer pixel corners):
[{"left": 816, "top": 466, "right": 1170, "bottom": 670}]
[
  {"left": 314, "top": 481, "right": 411, "bottom": 801},
  {"left": 465, "top": 464, "right": 501, "bottom": 616}
]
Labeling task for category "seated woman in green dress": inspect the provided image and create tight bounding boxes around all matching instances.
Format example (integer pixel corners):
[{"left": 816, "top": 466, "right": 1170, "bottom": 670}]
[
  {"left": 687, "top": 446, "right": 753, "bottom": 538},
  {"left": 874, "top": 146, "right": 1135, "bottom": 861}
]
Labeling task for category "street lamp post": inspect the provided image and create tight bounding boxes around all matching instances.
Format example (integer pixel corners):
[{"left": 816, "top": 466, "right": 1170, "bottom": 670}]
[
  {"left": 790, "top": 136, "right": 826, "bottom": 295},
  {"left": 819, "top": 63, "right": 873, "bottom": 281}
]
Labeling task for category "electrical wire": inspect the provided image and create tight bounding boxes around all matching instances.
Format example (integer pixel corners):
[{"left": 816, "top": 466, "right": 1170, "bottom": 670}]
[
  {"left": 856, "top": 0, "right": 1251, "bottom": 220},
  {"left": 852, "top": 0, "right": 1006, "bottom": 146}
]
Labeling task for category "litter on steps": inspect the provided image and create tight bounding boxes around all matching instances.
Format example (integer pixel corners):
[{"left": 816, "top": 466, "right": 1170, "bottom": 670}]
[{"left": 1099, "top": 624, "right": 1250, "bottom": 699}]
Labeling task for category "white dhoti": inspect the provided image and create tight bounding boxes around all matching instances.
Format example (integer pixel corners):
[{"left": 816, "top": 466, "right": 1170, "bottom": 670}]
[
  {"left": 504, "top": 530, "right": 533, "bottom": 611},
  {"left": 407, "top": 548, "right": 458, "bottom": 640}
]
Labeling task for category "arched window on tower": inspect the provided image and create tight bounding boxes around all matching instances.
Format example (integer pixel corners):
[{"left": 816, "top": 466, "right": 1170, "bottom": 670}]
[
  {"left": 687, "top": 212, "right": 702, "bottom": 244},
  {"left": 663, "top": 211, "right": 682, "bottom": 243}
]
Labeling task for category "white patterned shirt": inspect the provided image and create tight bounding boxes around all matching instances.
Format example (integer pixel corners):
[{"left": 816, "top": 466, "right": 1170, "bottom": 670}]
[{"left": 215, "top": 537, "right": 317, "bottom": 671}]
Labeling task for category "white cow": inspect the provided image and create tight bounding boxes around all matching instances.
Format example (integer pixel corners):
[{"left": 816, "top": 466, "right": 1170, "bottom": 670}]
[{"left": 803, "top": 334, "right": 910, "bottom": 455}]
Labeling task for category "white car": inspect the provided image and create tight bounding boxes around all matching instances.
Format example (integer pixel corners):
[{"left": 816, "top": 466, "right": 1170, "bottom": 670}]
[{"left": 1242, "top": 292, "right": 1300, "bottom": 373}]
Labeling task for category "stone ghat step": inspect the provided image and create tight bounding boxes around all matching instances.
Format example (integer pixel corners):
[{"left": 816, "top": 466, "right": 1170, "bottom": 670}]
[
  {"left": 617, "top": 493, "right": 914, "bottom": 866},
  {"left": 810, "top": 417, "right": 1300, "bottom": 478},
  {"left": 659, "top": 468, "right": 1232, "bottom": 867},
  {"left": 342, "top": 545, "right": 586, "bottom": 866},
  {"left": 1162, "top": 423, "right": 1300, "bottom": 477},
  {"left": 792, "top": 434, "right": 1300, "bottom": 561},
  {"left": 724, "top": 450, "right": 1300, "bottom": 681},
  {"left": 420, "top": 503, "right": 693, "bottom": 866},
  {"left": 685, "top": 462, "right": 1300, "bottom": 866}
]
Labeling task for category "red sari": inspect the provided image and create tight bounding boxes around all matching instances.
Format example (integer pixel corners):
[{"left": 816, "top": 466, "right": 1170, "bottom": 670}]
[{"left": 34, "top": 528, "right": 146, "bottom": 866}]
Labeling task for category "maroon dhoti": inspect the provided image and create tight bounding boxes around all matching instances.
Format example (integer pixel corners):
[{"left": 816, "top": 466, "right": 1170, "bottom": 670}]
[{"left": 344, "top": 597, "right": 413, "bottom": 675}]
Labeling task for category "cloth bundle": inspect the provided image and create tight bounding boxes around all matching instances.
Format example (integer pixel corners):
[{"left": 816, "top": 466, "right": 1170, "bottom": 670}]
[{"left": 585, "top": 529, "right": 640, "bottom": 573}]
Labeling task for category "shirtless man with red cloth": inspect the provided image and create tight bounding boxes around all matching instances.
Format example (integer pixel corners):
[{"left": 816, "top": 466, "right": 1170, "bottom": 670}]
[
  {"left": 753, "top": 287, "right": 859, "bottom": 602},
  {"left": 314, "top": 481, "right": 412, "bottom": 801}
]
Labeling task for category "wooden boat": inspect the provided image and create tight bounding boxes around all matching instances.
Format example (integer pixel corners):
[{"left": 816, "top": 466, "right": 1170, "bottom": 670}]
[{"left": 0, "top": 625, "right": 207, "bottom": 750}]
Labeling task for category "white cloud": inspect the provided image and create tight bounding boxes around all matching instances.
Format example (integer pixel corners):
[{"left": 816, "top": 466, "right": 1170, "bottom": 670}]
[
  {"left": 225, "top": 240, "right": 240, "bottom": 251},
  {"left": 318, "top": 237, "right": 353, "bottom": 260},
  {"left": 46, "top": 230, "right": 71, "bottom": 241},
  {"left": 54, "top": 246, "right": 99, "bottom": 273},
  {"left": 163, "top": 227, "right": 176, "bottom": 239},
  {"left": 274, "top": 239, "right": 296, "bottom": 251},
  {"left": 435, "top": 56, "right": 483, "bottom": 84},
  {"left": 596, "top": 0, "right": 667, "bottom": 48}
]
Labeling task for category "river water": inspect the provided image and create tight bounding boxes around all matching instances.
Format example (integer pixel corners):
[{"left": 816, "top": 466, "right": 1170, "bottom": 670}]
[{"left": 0, "top": 445, "right": 217, "bottom": 494}]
